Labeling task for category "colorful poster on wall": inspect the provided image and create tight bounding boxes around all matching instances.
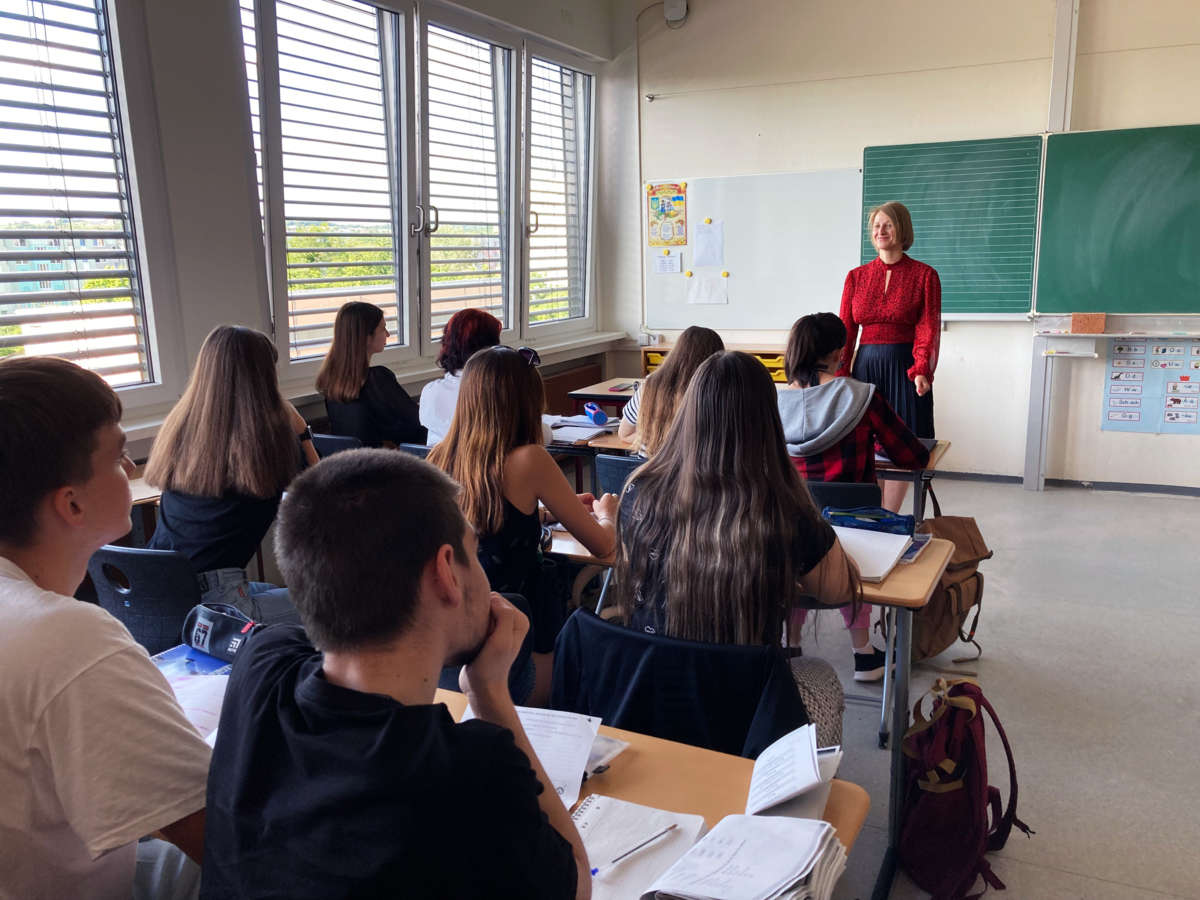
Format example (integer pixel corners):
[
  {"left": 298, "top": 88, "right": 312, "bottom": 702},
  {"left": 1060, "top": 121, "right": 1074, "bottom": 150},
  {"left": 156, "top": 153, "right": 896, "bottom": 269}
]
[
  {"left": 647, "top": 182, "right": 687, "bottom": 247},
  {"left": 1101, "top": 338, "right": 1200, "bottom": 435}
]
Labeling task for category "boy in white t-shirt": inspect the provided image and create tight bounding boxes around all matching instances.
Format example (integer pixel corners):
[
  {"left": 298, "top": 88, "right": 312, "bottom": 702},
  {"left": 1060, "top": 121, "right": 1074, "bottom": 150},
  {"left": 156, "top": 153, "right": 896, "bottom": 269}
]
[{"left": 0, "top": 357, "right": 212, "bottom": 900}]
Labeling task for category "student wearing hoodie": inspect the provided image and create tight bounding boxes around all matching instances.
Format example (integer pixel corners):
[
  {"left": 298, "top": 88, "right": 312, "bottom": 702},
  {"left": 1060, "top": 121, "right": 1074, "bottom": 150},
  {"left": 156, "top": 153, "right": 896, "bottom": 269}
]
[{"left": 777, "top": 312, "right": 929, "bottom": 680}]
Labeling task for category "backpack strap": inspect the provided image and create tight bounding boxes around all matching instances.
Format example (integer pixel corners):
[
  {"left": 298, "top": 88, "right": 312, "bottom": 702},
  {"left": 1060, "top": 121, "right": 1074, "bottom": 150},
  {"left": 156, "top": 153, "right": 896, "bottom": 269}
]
[
  {"left": 953, "top": 572, "right": 985, "bottom": 664},
  {"left": 975, "top": 693, "right": 1035, "bottom": 850},
  {"left": 922, "top": 480, "right": 943, "bottom": 519}
]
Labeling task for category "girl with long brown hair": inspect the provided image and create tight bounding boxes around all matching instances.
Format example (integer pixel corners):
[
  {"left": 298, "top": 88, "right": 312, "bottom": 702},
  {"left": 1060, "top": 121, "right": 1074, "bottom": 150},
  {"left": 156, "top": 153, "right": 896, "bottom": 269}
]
[
  {"left": 617, "top": 325, "right": 724, "bottom": 456},
  {"left": 616, "top": 350, "right": 859, "bottom": 646},
  {"left": 429, "top": 345, "right": 618, "bottom": 700},
  {"left": 147, "top": 325, "right": 317, "bottom": 618},
  {"left": 316, "top": 301, "right": 425, "bottom": 446}
]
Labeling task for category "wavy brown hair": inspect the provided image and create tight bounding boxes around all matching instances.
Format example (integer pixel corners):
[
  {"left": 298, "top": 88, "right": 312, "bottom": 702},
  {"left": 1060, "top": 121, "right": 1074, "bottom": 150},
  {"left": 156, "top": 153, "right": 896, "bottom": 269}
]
[
  {"left": 145, "top": 326, "right": 297, "bottom": 499},
  {"left": 315, "top": 301, "right": 383, "bottom": 403},
  {"left": 637, "top": 325, "right": 724, "bottom": 456},
  {"left": 427, "top": 346, "right": 544, "bottom": 535},
  {"left": 616, "top": 351, "right": 847, "bottom": 645}
]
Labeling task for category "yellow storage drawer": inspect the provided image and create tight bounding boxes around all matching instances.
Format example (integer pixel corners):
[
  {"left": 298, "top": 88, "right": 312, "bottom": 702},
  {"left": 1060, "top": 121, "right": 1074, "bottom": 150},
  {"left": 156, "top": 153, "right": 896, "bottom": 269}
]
[
  {"left": 646, "top": 351, "right": 668, "bottom": 366},
  {"left": 756, "top": 355, "right": 785, "bottom": 369},
  {"left": 770, "top": 369, "right": 787, "bottom": 383}
]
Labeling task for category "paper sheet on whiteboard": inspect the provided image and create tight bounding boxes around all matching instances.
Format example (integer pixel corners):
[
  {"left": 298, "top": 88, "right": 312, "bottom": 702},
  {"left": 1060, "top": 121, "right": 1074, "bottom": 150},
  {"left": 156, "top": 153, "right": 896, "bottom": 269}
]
[
  {"left": 693, "top": 221, "right": 724, "bottom": 267},
  {"left": 687, "top": 274, "right": 727, "bottom": 305},
  {"left": 653, "top": 250, "right": 682, "bottom": 274}
]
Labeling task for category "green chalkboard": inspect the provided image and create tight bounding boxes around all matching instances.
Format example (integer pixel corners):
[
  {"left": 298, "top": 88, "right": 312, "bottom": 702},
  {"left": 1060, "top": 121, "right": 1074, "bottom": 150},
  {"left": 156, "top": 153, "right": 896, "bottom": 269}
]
[
  {"left": 861, "top": 137, "right": 1042, "bottom": 314},
  {"left": 1037, "top": 125, "right": 1200, "bottom": 314}
]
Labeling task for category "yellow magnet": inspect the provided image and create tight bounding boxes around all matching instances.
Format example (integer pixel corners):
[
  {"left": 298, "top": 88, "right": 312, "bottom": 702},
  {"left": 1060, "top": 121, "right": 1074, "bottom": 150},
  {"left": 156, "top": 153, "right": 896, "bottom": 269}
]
[
  {"left": 680, "top": 182, "right": 686, "bottom": 188},
  {"left": 685, "top": 270, "right": 693, "bottom": 277},
  {"left": 721, "top": 271, "right": 729, "bottom": 278},
  {"left": 704, "top": 217, "right": 712, "bottom": 225},
  {"left": 662, "top": 249, "right": 670, "bottom": 255}
]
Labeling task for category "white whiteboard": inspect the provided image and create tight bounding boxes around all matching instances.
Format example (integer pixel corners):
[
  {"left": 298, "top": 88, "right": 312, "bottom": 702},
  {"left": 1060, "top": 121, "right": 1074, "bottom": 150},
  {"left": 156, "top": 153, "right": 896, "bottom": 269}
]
[{"left": 643, "top": 170, "right": 863, "bottom": 331}]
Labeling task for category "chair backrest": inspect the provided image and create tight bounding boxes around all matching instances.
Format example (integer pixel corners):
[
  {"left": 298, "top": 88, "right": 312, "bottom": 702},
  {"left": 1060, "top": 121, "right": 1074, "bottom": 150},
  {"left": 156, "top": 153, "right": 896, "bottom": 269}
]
[
  {"left": 805, "top": 480, "right": 882, "bottom": 510},
  {"left": 312, "top": 432, "right": 362, "bottom": 458},
  {"left": 551, "top": 609, "right": 810, "bottom": 758},
  {"left": 86, "top": 546, "right": 202, "bottom": 655},
  {"left": 324, "top": 397, "right": 373, "bottom": 446},
  {"left": 594, "top": 453, "right": 642, "bottom": 496},
  {"left": 396, "top": 442, "right": 430, "bottom": 459}
]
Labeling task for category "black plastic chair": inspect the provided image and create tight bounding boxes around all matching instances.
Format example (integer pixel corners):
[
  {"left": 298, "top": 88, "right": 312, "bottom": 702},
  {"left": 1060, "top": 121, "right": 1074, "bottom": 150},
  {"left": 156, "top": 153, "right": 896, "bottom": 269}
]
[
  {"left": 312, "top": 432, "right": 362, "bottom": 458},
  {"left": 594, "top": 452, "right": 642, "bottom": 496},
  {"left": 87, "top": 545, "right": 201, "bottom": 655},
  {"left": 551, "top": 609, "right": 810, "bottom": 758},
  {"left": 805, "top": 480, "right": 882, "bottom": 510},
  {"left": 397, "top": 442, "right": 430, "bottom": 459}
]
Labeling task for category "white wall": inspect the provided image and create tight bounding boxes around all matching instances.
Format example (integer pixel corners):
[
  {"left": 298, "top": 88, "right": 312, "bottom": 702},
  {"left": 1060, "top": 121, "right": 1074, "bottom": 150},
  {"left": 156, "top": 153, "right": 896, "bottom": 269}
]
[
  {"left": 447, "top": 0, "right": 613, "bottom": 59},
  {"left": 595, "top": 0, "right": 1200, "bottom": 487}
]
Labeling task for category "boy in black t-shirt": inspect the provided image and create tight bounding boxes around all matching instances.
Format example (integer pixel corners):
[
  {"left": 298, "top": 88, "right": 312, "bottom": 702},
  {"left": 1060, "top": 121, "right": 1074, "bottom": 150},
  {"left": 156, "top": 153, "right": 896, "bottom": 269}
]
[{"left": 200, "top": 450, "right": 589, "bottom": 899}]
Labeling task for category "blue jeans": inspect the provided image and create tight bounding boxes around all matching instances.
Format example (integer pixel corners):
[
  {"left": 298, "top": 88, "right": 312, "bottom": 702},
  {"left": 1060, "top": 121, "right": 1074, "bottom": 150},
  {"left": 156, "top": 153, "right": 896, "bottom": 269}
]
[{"left": 197, "top": 567, "right": 301, "bottom": 626}]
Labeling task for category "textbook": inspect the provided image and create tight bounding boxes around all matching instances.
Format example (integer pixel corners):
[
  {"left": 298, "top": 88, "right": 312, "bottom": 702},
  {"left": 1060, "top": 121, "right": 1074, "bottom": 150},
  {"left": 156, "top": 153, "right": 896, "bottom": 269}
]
[
  {"left": 831, "top": 525, "right": 912, "bottom": 582},
  {"left": 151, "top": 644, "right": 230, "bottom": 743},
  {"left": 642, "top": 815, "right": 845, "bottom": 900},
  {"left": 573, "top": 796, "right": 705, "bottom": 900},
  {"left": 745, "top": 725, "right": 843, "bottom": 821}
]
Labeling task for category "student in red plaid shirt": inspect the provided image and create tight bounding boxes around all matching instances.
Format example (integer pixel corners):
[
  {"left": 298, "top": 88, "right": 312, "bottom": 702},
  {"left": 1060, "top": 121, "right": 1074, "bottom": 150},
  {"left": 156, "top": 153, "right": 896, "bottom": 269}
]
[{"left": 777, "top": 313, "right": 929, "bottom": 680}]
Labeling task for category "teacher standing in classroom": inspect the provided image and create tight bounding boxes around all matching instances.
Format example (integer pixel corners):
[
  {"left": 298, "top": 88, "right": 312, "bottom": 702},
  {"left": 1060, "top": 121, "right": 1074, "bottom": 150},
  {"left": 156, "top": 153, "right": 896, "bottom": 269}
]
[{"left": 838, "top": 201, "right": 941, "bottom": 512}]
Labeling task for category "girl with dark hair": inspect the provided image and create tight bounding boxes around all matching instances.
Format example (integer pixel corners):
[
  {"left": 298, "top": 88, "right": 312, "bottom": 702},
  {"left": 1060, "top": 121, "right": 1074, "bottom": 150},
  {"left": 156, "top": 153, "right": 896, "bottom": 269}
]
[
  {"left": 616, "top": 351, "right": 859, "bottom": 644},
  {"left": 778, "top": 312, "right": 928, "bottom": 679},
  {"left": 147, "top": 325, "right": 317, "bottom": 619},
  {"left": 316, "top": 302, "right": 425, "bottom": 447},
  {"left": 420, "top": 308, "right": 503, "bottom": 446},
  {"left": 617, "top": 325, "right": 724, "bottom": 456},
  {"left": 429, "top": 345, "right": 618, "bottom": 702}
]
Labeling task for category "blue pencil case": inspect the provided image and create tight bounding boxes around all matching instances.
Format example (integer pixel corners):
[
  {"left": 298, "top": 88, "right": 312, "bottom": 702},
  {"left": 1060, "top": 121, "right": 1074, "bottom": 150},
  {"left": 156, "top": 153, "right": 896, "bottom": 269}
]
[{"left": 821, "top": 506, "right": 915, "bottom": 536}]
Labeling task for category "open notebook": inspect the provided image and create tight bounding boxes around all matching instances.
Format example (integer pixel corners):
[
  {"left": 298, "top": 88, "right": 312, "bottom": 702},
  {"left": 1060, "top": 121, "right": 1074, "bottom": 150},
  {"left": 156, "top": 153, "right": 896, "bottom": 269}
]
[{"left": 831, "top": 525, "right": 912, "bottom": 582}]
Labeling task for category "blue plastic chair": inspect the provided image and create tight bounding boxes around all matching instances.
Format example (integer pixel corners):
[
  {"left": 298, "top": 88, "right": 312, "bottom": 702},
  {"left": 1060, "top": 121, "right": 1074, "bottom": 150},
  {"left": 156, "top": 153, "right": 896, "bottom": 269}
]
[
  {"left": 396, "top": 442, "right": 430, "bottom": 459},
  {"left": 312, "top": 432, "right": 362, "bottom": 458},
  {"left": 595, "top": 452, "right": 642, "bottom": 496},
  {"left": 87, "top": 545, "right": 201, "bottom": 655}
]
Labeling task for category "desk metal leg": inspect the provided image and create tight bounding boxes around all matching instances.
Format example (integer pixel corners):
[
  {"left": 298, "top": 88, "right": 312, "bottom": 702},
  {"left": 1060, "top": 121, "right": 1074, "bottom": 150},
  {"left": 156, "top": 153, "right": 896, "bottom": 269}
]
[
  {"left": 911, "top": 471, "right": 924, "bottom": 521},
  {"left": 877, "top": 607, "right": 894, "bottom": 748},
  {"left": 873, "top": 606, "right": 914, "bottom": 900}
]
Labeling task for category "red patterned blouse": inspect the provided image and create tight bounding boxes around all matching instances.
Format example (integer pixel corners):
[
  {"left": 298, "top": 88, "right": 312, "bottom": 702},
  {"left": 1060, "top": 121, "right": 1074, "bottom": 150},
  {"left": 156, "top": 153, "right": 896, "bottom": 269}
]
[{"left": 836, "top": 255, "right": 941, "bottom": 382}]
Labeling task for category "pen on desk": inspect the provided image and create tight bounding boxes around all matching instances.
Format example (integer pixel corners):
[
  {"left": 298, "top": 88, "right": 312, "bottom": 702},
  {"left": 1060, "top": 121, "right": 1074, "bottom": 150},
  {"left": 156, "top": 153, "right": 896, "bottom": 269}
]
[{"left": 590, "top": 823, "right": 678, "bottom": 876}]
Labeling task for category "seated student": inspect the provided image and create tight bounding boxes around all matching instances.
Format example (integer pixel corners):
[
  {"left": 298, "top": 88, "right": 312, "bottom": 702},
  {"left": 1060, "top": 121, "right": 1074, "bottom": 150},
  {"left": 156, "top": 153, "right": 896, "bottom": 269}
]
[
  {"left": 0, "top": 357, "right": 211, "bottom": 899},
  {"left": 147, "top": 325, "right": 317, "bottom": 621},
  {"left": 616, "top": 350, "right": 859, "bottom": 643},
  {"left": 617, "top": 325, "right": 724, "bottom": 456},
  {"left": 421, "top": 307, "right": 501, "bottom": 445},
  {"left": 316, "top": 301, "right": 426, "bottom": 446},
  {"left": 429, "top": 346, "right": 617, "bottom": 702},
  {"left": 776, "top": 312, "right": 928, "bottom": 679},
  {"left": 201, "top": 450, "right": 590, "bottom": 899}
]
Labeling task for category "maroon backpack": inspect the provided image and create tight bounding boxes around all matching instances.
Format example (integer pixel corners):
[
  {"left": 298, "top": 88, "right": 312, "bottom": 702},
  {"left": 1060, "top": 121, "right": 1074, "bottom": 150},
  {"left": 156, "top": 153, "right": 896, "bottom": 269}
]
[{"left": 898, "top": 678, "right": 1032, "bottom": 899}]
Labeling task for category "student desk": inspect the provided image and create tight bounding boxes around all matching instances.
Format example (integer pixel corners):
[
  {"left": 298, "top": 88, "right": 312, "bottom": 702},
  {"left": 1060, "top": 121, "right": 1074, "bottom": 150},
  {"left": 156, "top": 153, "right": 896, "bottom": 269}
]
[
  {"left": 875, "top": 439, "right": 951, "bottom": 522},
  {"left": 586, "top": 432, "right": 636, "bottom": 453},
  {"left": 567, "top": 377, "right": 641, "bottom": 414},
  {"left": 434, "top": 689, "right": 870, "bottom": 852}
]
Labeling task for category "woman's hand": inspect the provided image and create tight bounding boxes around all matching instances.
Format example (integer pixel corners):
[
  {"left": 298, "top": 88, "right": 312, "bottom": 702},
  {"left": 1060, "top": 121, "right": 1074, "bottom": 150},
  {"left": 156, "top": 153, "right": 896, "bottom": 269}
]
[
  {"left": 594, "top": 492, "right": 619, "bottom": 525},
  {"left": 913, "top": 374, "right": 931, "bottom": 397}
]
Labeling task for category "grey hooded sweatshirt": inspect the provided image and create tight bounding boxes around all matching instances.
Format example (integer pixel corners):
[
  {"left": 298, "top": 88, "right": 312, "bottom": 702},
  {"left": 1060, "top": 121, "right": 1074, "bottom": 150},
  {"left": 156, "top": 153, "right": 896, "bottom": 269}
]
[{"left": 776, "top": 378, "right": 875, "bottom": 457}]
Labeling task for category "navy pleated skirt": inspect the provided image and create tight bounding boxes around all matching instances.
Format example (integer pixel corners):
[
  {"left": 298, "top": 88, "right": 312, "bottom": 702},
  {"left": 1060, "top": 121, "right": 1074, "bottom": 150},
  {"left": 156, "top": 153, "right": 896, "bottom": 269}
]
[{"left": 852, "top": 343, "right": 935, "bottom": 439}]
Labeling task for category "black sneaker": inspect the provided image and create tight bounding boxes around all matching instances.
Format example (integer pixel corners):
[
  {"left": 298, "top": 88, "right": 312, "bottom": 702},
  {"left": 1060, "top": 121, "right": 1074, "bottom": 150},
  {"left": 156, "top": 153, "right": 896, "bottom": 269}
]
[{"left": 853, "top": 646, "right": 889, "bottom": 683}]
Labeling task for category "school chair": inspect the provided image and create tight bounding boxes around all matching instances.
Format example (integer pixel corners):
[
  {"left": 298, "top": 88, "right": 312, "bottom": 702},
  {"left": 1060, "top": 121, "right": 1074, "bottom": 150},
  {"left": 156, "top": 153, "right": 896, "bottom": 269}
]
[
  {"left": 805, "top": 480, "right": 882, "bottom": 510},
  {"left": 312, "top": 433, "right": 362, "bottom": 458},
  {"left": 594, "top": 452, "right": 641, "bottom": 496},
  {"left": 87, "top": 546, "right": 202, "bottom": 655},
  {"left": 551, "top": 609, "right": 813, "bottom": 758},
  {"left": 396, "top": 442, "right": 430, "bottom": 459}
]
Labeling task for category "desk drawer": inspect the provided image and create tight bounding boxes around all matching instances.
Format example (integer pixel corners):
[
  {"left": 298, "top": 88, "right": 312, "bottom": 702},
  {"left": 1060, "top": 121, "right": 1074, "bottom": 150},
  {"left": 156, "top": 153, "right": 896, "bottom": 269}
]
[
  {"left": 756, "top": 354, "right": 785, "bottom": 369},
  {"left": 645, "top": 351, "right": 668, "bottom": 366}
]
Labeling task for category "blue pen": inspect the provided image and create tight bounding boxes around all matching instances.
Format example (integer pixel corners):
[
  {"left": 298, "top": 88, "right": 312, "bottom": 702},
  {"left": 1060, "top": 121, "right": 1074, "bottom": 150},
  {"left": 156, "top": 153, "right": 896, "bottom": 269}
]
[{"left": 590, "top": 823, "right": 678, "bottom": 877}]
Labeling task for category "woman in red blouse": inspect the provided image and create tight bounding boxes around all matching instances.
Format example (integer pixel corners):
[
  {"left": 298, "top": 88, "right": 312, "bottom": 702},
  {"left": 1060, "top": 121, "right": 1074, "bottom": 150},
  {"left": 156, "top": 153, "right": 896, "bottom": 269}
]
[{"left": 838, "top": 201, "right": 940, "bottom": 511}]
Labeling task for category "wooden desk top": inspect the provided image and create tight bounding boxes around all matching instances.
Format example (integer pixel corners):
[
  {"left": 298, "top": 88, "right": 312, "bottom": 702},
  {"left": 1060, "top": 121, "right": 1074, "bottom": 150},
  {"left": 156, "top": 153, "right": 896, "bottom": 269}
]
[
  {"left": 587, "top": 432, "right": 636, "bottom": 452},
  {"left": 549, "top": 531, "right": 613, "bottom": 566},
  {"left": 129, "top": 476, "right": 161, "bottom": 507},
  {"left": 434, "top": 689, "right": 868, "bottom": 850},
  {"left": 860, "top": 537, "right": 952, "bottom": 610},
  {"left": 568, "top": 377, "right": 642, "bottom": 399},
  {"left": 876, "top": 439, "right": 951, "bottom": 473}
]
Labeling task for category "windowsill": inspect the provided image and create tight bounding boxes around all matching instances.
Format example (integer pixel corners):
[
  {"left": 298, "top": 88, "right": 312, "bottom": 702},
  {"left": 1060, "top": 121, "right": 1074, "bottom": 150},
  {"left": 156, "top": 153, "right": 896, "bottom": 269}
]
[{"left": 121, "top": 330, "right": 632, "bottom": 455}]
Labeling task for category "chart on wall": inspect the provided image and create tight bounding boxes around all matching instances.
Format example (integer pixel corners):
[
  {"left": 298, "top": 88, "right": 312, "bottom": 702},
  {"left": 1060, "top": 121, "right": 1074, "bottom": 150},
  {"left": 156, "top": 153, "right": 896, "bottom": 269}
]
[{"left": 1102, "top": 339, "right": 1200, "bottom": 434}]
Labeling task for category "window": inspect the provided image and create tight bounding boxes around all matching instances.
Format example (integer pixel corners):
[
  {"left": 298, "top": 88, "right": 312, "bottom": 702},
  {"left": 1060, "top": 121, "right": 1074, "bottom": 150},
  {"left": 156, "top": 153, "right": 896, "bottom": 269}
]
[
  {"left": 421, "top": 21, "right": 513, "bottom": 341},
  {"left": 243, "top": 0, "right": 405, "bottom": 361},
  {"left": 526, "top": 57, "right": 591, "bottom": 326},
  {"left": 0, "top": 0, "right": 153, "bottom": 386}
]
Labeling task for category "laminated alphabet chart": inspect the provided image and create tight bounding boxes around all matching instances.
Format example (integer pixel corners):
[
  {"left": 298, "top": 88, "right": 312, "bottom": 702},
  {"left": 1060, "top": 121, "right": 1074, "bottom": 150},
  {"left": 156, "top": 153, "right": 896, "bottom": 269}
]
[{"left": 1102, "top": 338, "right": 1200, "bottom": 434}]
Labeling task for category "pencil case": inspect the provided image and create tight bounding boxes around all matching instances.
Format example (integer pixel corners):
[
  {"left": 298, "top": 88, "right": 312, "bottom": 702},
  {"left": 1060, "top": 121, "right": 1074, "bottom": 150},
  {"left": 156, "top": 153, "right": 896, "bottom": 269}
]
[{"left": 821, "top": 506, "right": 915, "bottom": 536}]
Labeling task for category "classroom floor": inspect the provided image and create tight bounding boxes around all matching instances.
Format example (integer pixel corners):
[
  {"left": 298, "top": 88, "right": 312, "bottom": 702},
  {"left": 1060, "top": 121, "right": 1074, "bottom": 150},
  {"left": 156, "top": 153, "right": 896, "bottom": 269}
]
[{"left": 805, "top": 479, "right": 1200, "bottom": 900}]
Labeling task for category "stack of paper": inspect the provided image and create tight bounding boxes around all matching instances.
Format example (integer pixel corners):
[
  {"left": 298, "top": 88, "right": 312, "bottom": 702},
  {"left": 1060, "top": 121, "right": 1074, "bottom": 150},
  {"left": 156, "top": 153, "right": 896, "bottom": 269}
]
[
  {"left": 641, "top": 815, "right": 841, "bottom": 900},
  {"left": 745, "top": 725, "right": 843, "bottom": 822},
  {"left": 549, "top": 414, "right": 618, "bottom": 443},
  {"left": 831, "top": 525, "right": 912, "bottom": 582},
  {"left": 573, "top": 796, "right": 705, "bottom": 900}
]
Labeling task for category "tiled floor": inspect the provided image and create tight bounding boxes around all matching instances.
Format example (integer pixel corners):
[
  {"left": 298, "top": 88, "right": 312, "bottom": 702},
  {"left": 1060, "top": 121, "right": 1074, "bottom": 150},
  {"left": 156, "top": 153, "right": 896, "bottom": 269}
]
[{"left": 802, "top": 480, "right": 1200, "bottom": 900}]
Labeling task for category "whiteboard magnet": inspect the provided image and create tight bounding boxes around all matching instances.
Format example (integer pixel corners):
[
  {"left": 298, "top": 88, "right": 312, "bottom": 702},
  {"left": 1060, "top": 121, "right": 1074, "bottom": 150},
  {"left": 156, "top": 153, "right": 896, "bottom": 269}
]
[
  {"left": 704, "top": 217, "right": 712, "bottom": 224},
  {"left": 684, "top": 270, "right": 693, "bottom": 277},
  {"left": 662, "top": 249, "right": 670, "bottom": 255},
  {"left": 721, "top": 271, "right": 729, "bottom": 278}
]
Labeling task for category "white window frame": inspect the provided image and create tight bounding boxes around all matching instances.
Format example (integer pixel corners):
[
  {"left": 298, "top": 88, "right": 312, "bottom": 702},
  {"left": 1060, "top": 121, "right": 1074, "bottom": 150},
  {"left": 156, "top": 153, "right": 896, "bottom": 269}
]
[
  {"left": 251, "top": 0, "right": 421, "bottom": 393},
  {"left": 519, "top": 40, "right": 598, "bottom": 341},
  {"left": 415, "top": 2, "right": 522, "bottom": 352}
]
